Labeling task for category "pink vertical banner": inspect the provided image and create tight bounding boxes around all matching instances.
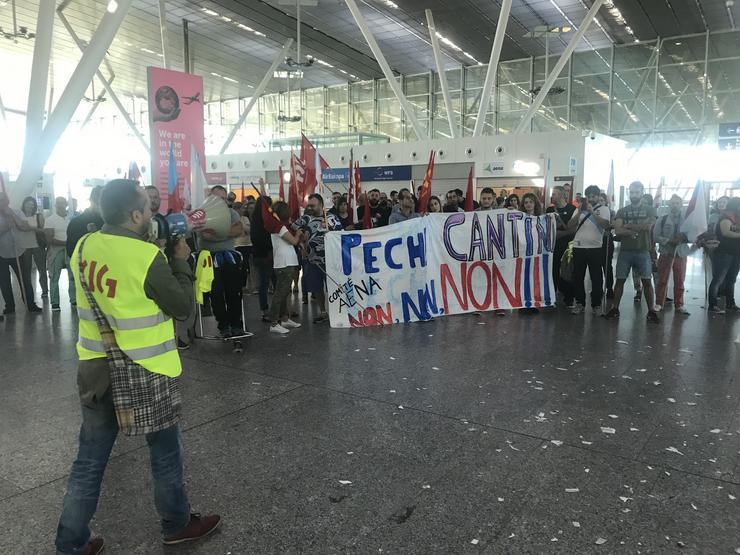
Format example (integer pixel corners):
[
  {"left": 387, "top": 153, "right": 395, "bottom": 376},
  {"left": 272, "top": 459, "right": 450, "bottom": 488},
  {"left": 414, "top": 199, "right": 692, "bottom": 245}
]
[{"left": 147, "top": 67, "right": 205, "bottom": 212}]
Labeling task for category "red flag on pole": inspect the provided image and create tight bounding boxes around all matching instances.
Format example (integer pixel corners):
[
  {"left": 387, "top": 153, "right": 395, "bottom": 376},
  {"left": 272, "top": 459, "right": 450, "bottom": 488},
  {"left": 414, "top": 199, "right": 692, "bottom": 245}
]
[
  {"left": 288, "top": 155, "right": 301, "bottom": 223},
  {"left": 418, "top": 150, "right": 436, "bottom": 215},
  {"left": 260, "top": 197, "right": 284, "bottom": 234},
  {"left": 464, "top": 166, "right": 474, "bottom": 212},
  {"left": 300, "top": 133, "right": 329, "bottom": 200},
  {"left": 362, "top": 189, "right": 372, "bottom": 230},
  {"left": 347, "top": 149, "right": 354, "bottom": 224},
  {"left": 354, "top": 161, "right": 362, "bottom": 202},
  {"left": 278, "top": 166, "right": 285, "bottom": 201}
]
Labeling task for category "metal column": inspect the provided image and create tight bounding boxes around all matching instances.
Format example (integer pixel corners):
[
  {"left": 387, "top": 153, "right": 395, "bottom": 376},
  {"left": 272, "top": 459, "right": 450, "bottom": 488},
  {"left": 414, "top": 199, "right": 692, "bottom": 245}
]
[
  {"left": 58, "top": 10, "right": 149, "bottom": 152},
  {"left": 425, "top": 9, "right": 458, "bottom": 138},
  {"left": 651, "top": 38, "right": 661, "bottom": 135},
  {"left": 220, "top": 39, "right": 294, "bottom": 154},
  {"left": 16, "top": 0, "right": 133, "bottom": 192},
  {"left": 158, "top": 0, "right": 170, "bottom": 69},
  {"left": 473, "top": 0, "right": 513, "bottom": 136},
  {"left": 515, "top": 0, "right": 606, "bottom": 134},
  {"left": 700, "top": 30, "right": 709, "bottom": 127},
  {"left": 607, "top": 44, "right": 615, "bottom": 134},
  {"left": 183, "top": 19, "right": 190, "bottom": 73},
  {"left": 344, "top": 0, "right": 427, "bottom": 139},
  {"left": 21, "top": 0, "right": 56, "bottom": 171}
]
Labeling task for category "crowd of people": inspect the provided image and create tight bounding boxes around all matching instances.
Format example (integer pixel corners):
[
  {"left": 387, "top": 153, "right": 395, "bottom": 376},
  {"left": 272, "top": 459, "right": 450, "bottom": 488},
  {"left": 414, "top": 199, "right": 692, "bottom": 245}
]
[
  {"left": 1, "top": 179, "right": 739, "bottom": 330},
  {"left": 1, "top": 177, "right": 738, "bottom": 554}
]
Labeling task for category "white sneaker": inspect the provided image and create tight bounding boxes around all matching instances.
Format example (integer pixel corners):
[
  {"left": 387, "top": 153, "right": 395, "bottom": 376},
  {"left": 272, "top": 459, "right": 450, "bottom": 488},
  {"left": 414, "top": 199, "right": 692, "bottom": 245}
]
[
  {"left": 270, "top": 324, "right": 290, "bottom": 334},
  {"left": 282, "top": 319, "right": 302, "bottom": 329},
  {"left": 676, "top": 307, "right": 690, "bottom": 315},
  {"left": 654, "top": 304, "right": 662, "bottom": 312},
  {"left": 571, "top": 304, "right": 585, "bottom": 314}
]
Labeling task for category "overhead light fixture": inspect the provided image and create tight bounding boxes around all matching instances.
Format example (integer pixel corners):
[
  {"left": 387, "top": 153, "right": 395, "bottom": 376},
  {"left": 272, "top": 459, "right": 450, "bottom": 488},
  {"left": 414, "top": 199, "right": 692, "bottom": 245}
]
[
  {"left": 106, "top": 0, "right": 118, "bottom": 13},
  {"left": 274, "top": 70, "right": 303, "bottom": 78},
  {"left": 513, "top": 160, "right": 541, "bottom": 176},
  {"left": 210, "top": 71, "right": 222, "bottom": 77},
  {"left": 223, "top": 76, "right": 238, "bottom": 83},
  {"left": 283, "top": 171, "right": 291, "bottom": 181},
  {"left": 237, "top": 23, "right": 254, "bottom": 32},
  {"left": 201, "top": 8, "right": 219, "bottom": 16}
]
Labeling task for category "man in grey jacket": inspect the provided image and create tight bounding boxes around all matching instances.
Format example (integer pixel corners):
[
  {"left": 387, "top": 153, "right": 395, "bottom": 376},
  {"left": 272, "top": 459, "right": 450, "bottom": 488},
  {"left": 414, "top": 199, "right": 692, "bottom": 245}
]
[
  {"left": 388, "top": 188, "right": 420, "bottom": 225},
  {"left": 654, "top": 194, "right": 690, "bottom": 314}
]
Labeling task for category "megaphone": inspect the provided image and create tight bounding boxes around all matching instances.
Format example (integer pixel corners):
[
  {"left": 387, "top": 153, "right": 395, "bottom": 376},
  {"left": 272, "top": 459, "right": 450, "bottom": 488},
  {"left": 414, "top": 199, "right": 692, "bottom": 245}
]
[{"left": 166, "top": 194, "right": 232, "bottom": 239}]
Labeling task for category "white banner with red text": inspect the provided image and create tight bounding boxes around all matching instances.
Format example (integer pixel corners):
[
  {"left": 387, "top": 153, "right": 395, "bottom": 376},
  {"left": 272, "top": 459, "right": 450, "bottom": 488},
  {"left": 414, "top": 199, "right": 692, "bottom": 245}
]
[{"left": 324, "top": 210, "right": 557, "bottom": 328}]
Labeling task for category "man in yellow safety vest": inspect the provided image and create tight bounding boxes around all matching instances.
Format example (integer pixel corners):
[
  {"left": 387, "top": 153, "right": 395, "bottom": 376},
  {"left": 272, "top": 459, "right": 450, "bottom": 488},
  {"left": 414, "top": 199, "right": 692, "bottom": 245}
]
[{"left": 55, "top": 180, "right": 220, "bottom": 555}]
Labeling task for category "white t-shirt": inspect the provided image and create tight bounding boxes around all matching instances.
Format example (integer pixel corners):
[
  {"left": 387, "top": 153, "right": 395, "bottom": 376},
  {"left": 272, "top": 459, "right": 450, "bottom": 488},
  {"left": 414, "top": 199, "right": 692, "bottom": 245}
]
[
  {"left": 271, "top": 226, "right": 298, "bottom": 269},
  {"left": 572, "top": 205, "right": 610, "bottom": 249},
  {"left": 45, "top": 213, "right": 69, "bottom": 242},
  {"left": 17, "top": 215, "right": 40, "bottom": 250},
  {"left": 45, "top": 213, "right": 70, "bottom": 258}
]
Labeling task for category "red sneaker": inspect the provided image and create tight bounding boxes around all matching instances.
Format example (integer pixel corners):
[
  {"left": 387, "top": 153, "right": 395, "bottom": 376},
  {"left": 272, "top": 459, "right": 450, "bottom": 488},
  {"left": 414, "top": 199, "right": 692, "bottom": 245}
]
[
  {"left": 163, "top": 513, "right": 221, "bottom": 545},
  {"left": 83, "top": 537, "right": 105, "bottom": 555}
]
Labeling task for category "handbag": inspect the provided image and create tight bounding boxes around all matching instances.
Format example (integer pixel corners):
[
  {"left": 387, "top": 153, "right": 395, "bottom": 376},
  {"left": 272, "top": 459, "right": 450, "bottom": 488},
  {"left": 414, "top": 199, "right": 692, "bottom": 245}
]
[
  {"left": 559, "top": 213, "right": 592, "bottom": 283},
  {"left": 35, "top": 214, "right": 48, "bottom": 249},
  {"left": 77, "top": 235, "right": 182, "bottom": 436}
]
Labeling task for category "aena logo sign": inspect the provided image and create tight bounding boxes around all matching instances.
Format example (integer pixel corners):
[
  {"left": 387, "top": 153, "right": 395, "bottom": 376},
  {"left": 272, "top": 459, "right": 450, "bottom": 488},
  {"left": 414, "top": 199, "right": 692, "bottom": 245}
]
[{"left": 484, "top": 163, "right": 504, "bottom": 173}]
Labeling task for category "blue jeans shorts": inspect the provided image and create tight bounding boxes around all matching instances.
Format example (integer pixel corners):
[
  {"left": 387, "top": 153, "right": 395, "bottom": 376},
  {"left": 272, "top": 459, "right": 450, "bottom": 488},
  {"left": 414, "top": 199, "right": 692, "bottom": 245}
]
[{"left": 616, "top": 249, "right": 652, "bottom": 280}]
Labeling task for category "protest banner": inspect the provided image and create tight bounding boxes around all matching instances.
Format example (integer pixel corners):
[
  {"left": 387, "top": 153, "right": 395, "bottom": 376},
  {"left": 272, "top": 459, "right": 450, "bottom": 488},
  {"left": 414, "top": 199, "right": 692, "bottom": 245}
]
[{"left": 324, "top": 210, "right": 557, "bottom": 328}]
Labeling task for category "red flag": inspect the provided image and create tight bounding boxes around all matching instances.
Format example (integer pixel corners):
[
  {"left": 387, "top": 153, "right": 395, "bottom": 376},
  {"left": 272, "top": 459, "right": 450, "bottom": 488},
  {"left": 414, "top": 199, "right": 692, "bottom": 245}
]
[
  {"left": 362, "top": 189, "right": 372, "bottom": 230},
  {"left": 288, "top": 155, "right": 301, "bottom": 223},
  {"left": 354, "top": 161, "right": 362, "bottom": 201},
  {"left": 292, "top": 150, "right": 307, "bottom": 208},
  {"left": 347, "top": 150, "right": 355, "bottom": 224},
  {"left": 278, "top": 166, "right": 285, "bottom": 201},
  {"left": 260, "top": 197, "right": 284, "bottom": 234},
  {"left": 464, "top": 166, "right": 474, "bottom": 212},
  {"left": 300, "top": 133, "right": 329, "bottom": 200},
  {"left": 418, "top": 150, "right": 436, "bottom": 215}
]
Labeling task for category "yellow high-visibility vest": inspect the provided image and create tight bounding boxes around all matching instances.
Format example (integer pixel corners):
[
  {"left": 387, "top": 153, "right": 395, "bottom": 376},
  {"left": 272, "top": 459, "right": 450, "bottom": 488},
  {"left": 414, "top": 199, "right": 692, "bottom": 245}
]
[
  {"left": 71, "top": 232, "right": 181, "bottom": 377},
  {"left": 194, "top": 250, "right": 214, "bottom": 305}
]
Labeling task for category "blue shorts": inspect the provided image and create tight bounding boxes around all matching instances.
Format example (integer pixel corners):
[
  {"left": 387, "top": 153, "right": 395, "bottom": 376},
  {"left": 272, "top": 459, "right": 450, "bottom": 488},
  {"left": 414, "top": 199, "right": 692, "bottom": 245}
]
[
  {"left": 303, "top": 261, "right": 326, "bottom": 294},
  {"left": 616, "top": 250, "right": 652, "bottom": 280}
]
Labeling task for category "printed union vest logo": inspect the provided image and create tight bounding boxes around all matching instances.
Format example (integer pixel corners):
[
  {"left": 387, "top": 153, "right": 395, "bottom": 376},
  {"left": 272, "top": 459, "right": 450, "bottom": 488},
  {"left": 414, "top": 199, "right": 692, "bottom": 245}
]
[{"left": 81, "top": 259, "right": 118, "bottom": 298}]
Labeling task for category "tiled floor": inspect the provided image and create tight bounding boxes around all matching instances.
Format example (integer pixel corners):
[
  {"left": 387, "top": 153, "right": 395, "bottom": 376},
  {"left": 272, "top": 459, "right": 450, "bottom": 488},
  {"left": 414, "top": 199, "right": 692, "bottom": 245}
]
[{"left": 1, "top": 258, "right": 738, "bottom": 554}]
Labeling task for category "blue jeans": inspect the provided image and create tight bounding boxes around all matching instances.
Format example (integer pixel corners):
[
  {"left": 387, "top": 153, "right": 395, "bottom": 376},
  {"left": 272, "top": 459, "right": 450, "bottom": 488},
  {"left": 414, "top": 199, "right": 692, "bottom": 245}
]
[
  {"left": 615, "top": 250, "right": 652, "bottom": 280},
  {"left": 253, "top": 255, "right": 273, "bottom": 312},
  {"left": 55, "top": 389, "right": 190, "bottom": 554},
  {"left": 709, "top": 252, "right": 740, "bottom": 308}
]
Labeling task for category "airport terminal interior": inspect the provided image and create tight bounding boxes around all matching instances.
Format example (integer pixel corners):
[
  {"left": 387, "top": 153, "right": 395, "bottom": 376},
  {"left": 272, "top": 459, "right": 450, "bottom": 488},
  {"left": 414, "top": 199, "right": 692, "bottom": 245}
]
[{"left": 1, "top": 0, "right": 739, "bottom": 553}]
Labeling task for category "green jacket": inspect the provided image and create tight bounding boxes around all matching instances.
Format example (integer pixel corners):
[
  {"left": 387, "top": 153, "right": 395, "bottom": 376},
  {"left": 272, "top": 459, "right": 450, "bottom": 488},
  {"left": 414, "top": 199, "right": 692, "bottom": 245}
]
[{"left": 77, "top": 224, "right": 194, "bottom": 405}]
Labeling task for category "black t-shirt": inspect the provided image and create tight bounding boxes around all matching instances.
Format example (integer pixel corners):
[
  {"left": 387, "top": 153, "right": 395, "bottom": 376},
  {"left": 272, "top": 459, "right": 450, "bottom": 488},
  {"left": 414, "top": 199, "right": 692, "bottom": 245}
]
[
  {"left": 358, "top": 204, "right": 391, "bottom": 228},
  {"left": 66, "top": 210, "right": 105, "bottom": 257},
  {"left": 717, "top": 217, "right": 740, "bottom": 256},
  {"left": 547, "top": 204, "right": 577, "bottom": 251}
]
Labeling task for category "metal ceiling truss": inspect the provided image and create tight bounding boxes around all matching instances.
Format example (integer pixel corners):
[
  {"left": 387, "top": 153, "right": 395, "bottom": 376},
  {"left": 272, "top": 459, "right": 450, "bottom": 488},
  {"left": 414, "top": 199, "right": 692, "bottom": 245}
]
[{"left": 56, "top": 1, "right": 149, "bottom": 152}]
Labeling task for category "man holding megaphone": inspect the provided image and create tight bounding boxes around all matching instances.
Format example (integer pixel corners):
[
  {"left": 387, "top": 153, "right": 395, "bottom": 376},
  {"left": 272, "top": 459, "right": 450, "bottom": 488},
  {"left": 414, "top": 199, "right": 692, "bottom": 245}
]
[{"left": 191, "top": 185, "right": 244, "bottom": 337}]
